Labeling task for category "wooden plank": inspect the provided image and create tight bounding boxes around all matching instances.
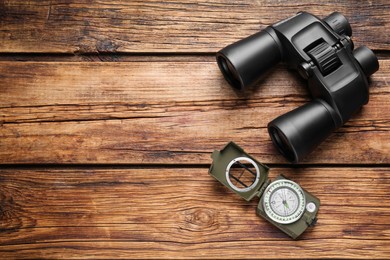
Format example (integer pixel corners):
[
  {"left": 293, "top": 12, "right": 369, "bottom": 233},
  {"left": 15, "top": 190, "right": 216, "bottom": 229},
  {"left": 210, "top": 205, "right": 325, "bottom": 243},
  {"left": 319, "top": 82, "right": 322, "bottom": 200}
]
[
  {"left": 0, "top": 60, "right": 389, "bottom": 164},
  {"left": 0, "top": 167, "right": 389, "bottom": 259},
  {"left": 0, "top": 1, "right": 389, "bottom": 53}
]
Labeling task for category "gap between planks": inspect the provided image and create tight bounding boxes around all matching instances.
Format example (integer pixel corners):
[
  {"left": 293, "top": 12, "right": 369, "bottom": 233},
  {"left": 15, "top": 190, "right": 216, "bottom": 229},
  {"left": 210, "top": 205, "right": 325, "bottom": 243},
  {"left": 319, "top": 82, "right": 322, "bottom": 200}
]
[
  {"left": 0, "top": 163, "right": 390, "bottom": 169},
  {"left": 0, "top": 51, "right": 390, "bottom": 62}
]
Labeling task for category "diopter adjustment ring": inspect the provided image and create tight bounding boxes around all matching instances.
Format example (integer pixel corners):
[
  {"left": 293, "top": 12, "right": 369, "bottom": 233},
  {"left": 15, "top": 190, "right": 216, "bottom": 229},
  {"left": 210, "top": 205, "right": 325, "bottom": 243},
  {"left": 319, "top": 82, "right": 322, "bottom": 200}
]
[{"left": 307, "top": 41, "right": 341, "bottom": 76}]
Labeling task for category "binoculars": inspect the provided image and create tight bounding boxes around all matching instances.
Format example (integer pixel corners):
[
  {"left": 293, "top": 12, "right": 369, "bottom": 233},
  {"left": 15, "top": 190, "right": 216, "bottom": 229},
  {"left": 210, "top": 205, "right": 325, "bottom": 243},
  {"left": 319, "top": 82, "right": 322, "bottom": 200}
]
[{"left": 217, "top": 12, "right": 379, "bottom": 163}]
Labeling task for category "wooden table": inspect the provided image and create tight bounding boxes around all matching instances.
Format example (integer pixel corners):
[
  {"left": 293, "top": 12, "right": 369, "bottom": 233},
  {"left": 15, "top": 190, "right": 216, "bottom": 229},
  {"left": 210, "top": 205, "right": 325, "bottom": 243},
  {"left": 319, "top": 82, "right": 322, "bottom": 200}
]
[{"left": 1, "top": 1, "right": 389, "bottom": 259}]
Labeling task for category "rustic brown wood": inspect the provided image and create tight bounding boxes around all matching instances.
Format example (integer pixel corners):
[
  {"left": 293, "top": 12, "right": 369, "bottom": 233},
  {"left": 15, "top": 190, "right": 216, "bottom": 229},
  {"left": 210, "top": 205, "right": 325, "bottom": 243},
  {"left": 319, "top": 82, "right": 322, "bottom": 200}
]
[
  {"left": 0, "top": 1, "right": 389, "bottom": 53},
  {"left": 0, "top": 167, "right": 389, "bottom": 259},
  {"left": 0, "top": 60, "right": 389, "bottom": 164},
  {"left": 1, "top": 1, "right": 390, "bottom": 258}
]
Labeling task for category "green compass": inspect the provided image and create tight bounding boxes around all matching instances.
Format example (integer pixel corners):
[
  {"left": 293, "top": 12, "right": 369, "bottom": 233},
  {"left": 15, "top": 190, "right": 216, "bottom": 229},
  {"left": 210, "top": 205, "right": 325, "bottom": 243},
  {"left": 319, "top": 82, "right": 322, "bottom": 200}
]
[{"left": 209, "top": 142, "right": 320, "bottom": 239}]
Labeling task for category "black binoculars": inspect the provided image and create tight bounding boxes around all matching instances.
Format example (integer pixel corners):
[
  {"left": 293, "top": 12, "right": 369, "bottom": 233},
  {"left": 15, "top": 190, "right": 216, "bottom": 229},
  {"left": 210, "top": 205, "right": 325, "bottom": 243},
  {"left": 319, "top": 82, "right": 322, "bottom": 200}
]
[{"left": 217, "top": 12, "right": 379, "bottom": 163}]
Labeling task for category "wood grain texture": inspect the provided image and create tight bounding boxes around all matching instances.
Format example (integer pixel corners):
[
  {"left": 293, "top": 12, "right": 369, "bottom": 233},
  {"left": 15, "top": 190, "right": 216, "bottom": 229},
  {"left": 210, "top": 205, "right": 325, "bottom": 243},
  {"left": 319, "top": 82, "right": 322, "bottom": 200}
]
[
  {"left": 1, "top": 1, "right": 390, "bottom": 258},
  {"left": 0, "top": 60, "right": 389, "bottom": 164},
  {"left": 0, "top": 0, "right": 389, "bottom": 53},
  {"left": 0, "top": 167, "right": 389, "bottom": 259}
]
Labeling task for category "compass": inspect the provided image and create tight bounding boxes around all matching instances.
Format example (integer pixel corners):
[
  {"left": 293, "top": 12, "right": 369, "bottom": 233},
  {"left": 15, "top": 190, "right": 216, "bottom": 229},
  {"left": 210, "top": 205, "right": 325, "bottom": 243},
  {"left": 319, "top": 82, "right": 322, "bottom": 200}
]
[
  {"left": 209, "top": 142, "right": 319, "bottom": 239},
  {"left": 262, "top": 179, "right": 306, "bottom": 224}
]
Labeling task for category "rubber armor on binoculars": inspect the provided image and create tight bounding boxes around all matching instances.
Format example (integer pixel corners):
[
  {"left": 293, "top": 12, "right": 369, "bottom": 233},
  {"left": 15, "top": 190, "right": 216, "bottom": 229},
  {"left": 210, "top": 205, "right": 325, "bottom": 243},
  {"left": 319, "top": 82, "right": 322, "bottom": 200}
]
[{"left": 217, "top": 12, "right": 379, "bottom": 163}]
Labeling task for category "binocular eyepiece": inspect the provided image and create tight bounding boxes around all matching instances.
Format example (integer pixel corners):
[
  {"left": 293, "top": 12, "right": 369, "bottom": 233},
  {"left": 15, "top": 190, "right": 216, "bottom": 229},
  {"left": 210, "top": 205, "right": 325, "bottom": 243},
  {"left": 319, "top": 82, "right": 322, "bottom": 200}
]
[{"left": 217, "top": 12, "right": 379, "bottom": 163}]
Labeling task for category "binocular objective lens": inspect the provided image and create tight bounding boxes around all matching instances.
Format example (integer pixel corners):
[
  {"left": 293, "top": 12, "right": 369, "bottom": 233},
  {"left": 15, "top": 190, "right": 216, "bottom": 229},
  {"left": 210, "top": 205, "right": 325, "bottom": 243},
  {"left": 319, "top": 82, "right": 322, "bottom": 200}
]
[
  {"left": 268, "top": 126, "right": 296, "bottom": 163},
  {"left": 217, "top": 55, "right": 242, "bottom": 90}
]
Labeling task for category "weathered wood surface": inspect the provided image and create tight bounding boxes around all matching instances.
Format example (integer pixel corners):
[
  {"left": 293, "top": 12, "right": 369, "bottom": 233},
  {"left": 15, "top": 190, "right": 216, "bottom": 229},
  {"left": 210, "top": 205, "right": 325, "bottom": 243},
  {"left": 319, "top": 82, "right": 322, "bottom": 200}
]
[
  {"left": 0, "top": 60, "right": 389, "bottom": 164},
  {"left": 0, "top": 167, "right": 389, "bottom": 259},
  {"left": 1, "top": 0, "right": 390, "bottom": 259},
  {"left": 0, "top": 1, "right": 390, "bottom": 53}
]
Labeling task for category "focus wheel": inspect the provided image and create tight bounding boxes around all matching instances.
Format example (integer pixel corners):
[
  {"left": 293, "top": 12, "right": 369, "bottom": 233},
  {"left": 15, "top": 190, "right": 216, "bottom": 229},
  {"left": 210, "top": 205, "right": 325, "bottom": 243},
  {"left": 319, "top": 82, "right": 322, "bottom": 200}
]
[{"left": 308, "top": 41, "right": 341, "bottom": 76}]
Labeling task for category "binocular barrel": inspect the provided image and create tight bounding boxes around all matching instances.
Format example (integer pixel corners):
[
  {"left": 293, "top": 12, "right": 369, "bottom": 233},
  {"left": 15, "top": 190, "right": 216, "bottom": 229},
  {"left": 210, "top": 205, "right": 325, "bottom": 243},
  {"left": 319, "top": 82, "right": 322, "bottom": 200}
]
[
  {"left": 216, "top": 30, "right": 282, "bottom": 90},
  {"left": 216, "top": 12, "right": 354, "bottom": 91},
  {"left": 268, "top": 100, "right": 338, "bottom": 163}
]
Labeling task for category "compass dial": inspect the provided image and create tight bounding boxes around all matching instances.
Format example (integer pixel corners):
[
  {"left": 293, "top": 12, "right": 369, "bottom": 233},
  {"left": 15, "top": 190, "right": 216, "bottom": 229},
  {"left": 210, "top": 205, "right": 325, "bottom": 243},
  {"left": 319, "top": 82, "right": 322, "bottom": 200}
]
[{"left": 263, "top": 179, "right": 306, "bottom": 224}]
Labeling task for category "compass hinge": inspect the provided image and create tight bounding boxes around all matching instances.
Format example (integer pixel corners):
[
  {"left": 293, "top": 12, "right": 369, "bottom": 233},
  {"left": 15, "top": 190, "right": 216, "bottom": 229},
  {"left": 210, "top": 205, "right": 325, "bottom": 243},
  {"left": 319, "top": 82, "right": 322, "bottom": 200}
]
[{"left": 256, "top": 179, "right": 271, "bottom": 198}]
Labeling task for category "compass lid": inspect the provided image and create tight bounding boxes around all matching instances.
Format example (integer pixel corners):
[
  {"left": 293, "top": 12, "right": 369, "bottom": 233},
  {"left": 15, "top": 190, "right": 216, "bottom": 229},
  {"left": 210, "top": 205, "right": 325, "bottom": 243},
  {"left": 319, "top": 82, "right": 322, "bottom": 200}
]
[{"left": 209, "top": 142, "right": 269, "bottom": 201}]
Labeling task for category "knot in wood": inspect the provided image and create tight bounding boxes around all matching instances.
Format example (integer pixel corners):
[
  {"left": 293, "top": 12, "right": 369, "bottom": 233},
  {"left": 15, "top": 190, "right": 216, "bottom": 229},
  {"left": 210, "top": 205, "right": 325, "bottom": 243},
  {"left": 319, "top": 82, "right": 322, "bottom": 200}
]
[
  {"left": 0, "top": 194, "right": 36, "bottom": 233},
  {"left": 185, "top": 208, "right": 216, "bottom": 228}
]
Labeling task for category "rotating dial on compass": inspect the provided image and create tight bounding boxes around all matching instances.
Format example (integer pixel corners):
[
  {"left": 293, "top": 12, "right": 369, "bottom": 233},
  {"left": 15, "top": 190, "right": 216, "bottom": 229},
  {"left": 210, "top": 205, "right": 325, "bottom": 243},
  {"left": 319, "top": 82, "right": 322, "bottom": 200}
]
[{"left": 263, "top": 179, "right": 306, "bottom": 224}]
